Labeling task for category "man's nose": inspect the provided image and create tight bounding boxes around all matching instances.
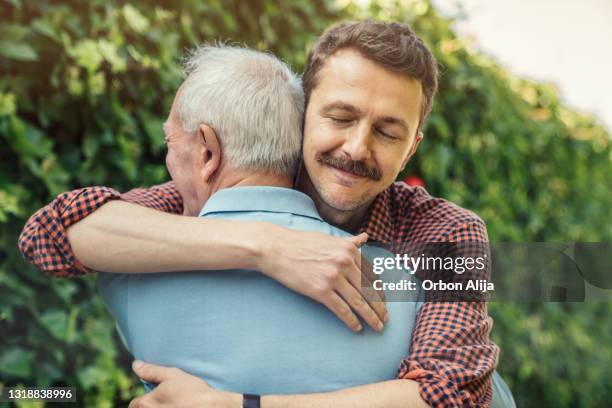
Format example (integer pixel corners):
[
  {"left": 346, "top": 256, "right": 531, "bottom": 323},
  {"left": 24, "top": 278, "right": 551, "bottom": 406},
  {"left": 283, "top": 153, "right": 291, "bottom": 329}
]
[{"left": 341, "top": 123, "right": 372, "bottom": 162}]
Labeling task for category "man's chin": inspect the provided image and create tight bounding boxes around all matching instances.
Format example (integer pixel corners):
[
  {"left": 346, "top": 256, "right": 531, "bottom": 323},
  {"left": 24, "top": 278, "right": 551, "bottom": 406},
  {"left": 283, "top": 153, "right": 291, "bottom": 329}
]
[
  {"left": 305, "top": 169, "right": 376, "bottom": 212},
  {"left": 318, "top": 189, "right": 371, "bottom": 213}
]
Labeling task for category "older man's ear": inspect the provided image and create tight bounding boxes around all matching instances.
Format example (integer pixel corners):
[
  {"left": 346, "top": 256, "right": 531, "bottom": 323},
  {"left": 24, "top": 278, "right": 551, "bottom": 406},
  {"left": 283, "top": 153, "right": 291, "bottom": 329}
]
[{"left": 197, "top": 124, "right": 222, "bottom": 183}]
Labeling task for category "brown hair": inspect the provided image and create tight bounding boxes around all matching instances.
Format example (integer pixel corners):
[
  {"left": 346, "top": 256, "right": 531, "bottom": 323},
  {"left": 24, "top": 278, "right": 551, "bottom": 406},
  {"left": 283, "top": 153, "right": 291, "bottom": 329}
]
[{"left": 302, "top": 21, "right": 439, "bottom": 131}]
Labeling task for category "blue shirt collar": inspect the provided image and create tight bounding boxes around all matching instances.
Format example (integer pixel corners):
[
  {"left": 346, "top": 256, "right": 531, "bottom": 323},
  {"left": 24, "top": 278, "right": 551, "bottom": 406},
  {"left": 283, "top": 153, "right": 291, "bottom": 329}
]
[{"left": 199, "top": 186, "right": 324, "bottom": 222}]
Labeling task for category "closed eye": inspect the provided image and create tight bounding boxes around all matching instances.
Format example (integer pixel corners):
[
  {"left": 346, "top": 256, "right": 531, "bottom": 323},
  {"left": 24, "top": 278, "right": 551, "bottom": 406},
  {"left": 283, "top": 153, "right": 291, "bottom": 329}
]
[
  {"left": 375, "top": 128, "right": 397, "bottom": 139},
  {"left": 330, "top": 117, "right": 354, "bottom": 125}
]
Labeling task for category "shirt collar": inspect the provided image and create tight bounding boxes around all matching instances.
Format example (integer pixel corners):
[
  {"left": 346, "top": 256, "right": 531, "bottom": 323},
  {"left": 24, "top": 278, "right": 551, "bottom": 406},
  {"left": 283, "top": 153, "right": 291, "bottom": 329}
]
[
  {"left": 359, "top": 187, "right": 395, "bottom": 244},
  {"left": 199, "top": 186, "right": 324, "bottom": 222}
]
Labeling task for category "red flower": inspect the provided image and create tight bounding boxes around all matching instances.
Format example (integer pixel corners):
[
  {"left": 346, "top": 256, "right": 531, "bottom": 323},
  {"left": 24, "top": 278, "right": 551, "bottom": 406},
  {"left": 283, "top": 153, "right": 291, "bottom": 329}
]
[{"left": 403, "top": 175, "right": 425, "bottom": 187}]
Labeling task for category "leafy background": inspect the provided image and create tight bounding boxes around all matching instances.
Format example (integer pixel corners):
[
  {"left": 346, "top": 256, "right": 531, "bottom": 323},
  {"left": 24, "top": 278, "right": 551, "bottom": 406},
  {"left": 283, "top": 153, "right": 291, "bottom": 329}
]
[{"left": 1, "top": 0, "right": 610, "bottom": 406}]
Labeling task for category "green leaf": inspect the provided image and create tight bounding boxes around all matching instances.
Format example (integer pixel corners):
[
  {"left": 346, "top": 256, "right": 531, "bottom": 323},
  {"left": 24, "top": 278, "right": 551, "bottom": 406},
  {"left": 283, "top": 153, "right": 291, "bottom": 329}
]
[
  {"left": 82, "top": 133, "right": 100, "bottom": 159},
  {"left": 0, "top": 348, "right": 33, "bottom": 378},
  {"left": 0, "top": 23, "right": 30, "bottom": 40},
  {"left": 67, "top": 39, "right": 103, "bottom": 73},
  {"left": 0, "top": 92, "right": 17, "bottom": 116},
  {"left": 97, "top": 39, "right": 126, "bottom": 73},
  {"left": 0, "top": 42, "right": 38, "bottom": 61},
  {"left": 15, "top": 397, "right": 44, "bottom": 408},
  {"left": 78, "top": 365, "right": 109, "bottom": 390},
  {"left": 140, "top": 112, "right": 165, "bottom": 154},
  {"left": 0, "top": 188, "right": 21, "bottom": 221},
  {"left": 53, "top": 280, "right": 78, "bottom": 303},
  {"left": 123, "top": 4, "right": 150, "bottom": 33},
  {"left": 39, "top": 310, "right": 69, "bottom": 341},
  {"left": 31, "top": 19, "right": 59, "bottom": 42}
]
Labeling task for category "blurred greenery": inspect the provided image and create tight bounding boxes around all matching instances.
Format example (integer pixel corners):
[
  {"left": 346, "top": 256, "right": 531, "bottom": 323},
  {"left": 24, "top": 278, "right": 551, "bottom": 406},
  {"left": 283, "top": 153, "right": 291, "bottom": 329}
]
[{"left": 0, "top": 0, "right": 610, "bottom": 406}]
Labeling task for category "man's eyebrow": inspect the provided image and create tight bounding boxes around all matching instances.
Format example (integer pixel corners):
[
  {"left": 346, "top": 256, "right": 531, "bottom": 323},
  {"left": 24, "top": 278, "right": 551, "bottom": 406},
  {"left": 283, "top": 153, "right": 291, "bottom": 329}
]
[{"left": 320, "top": 101, "right": 363, "bottom": 115}]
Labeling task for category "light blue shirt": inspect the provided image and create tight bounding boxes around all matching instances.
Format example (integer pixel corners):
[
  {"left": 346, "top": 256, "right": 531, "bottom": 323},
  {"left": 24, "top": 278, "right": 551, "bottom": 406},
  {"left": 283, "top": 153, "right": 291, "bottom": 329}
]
[{"left": 99, "top": 186, "right": 422, "bottom": 394}]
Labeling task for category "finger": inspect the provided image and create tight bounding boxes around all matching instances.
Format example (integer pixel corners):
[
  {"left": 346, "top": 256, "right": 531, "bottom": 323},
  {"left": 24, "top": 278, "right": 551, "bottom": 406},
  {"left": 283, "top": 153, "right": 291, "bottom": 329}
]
[
  {"left": 369, "top": 298, "right": 388, "bottom": 323},
  {"left": 133, "top": 360, "right": 179, "bottom": 383},
  {"left": 361, "top": 258, "right": 387, "bottom": 315},
  {"left": 345, "top": 257, "right": 388, "bottom": 321},
  {"left": 336, "top": 278, "right": 384, "bottom": 332},
  {"left": 321, "top": 292, "right": 362, "bottom": 332},
  {"left": 359, "top": 273, "right": 388, "bottom": 323},
  {"left": 349, "top": 232, "right": 369, "bottom": 247},
  {"left": 128, "top": 396, "right": 143, "bottom": 408}
]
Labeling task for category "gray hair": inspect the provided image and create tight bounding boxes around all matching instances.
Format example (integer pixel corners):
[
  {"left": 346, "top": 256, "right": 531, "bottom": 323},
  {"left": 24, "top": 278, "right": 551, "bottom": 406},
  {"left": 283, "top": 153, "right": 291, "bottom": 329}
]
[{"left": 176, "top": 44, "right": 304, "bottom": 178}]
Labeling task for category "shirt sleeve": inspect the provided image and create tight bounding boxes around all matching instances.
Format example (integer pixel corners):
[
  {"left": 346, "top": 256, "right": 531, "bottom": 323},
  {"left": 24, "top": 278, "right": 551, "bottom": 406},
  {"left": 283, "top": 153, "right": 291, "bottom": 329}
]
[
  {"left": 397, "top": 220, "right": 499, "bottom": 407},
  {"left": 17, "top": 181, "right": 183, "bottom": 277}
]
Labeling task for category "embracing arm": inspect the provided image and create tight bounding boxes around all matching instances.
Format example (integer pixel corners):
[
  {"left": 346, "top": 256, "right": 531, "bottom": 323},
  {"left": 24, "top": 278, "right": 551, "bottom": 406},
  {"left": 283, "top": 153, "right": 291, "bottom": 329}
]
[
  {"left": 17, "top": 182, "right": 183, "bottom": 276},
  {"left": 18, "top": 181, "right": 274, "bottom": 274},
  {"left": 397, "top": 220, "right": 499, "bottom": 407},
  {"left": 18, "top": 182, "right": 386, "bottom": 331},
  {"left": 398, "top": 301, "right": 497, "bottom": 407},
  {"left": 129, "top": 361, "right": 429, "bottom": 408},
  {"left": 67, "top": 200, "right": 269, "bottom": 273},
  {"left": 262, "top": 380, "right": 428, "bottom": 408}
]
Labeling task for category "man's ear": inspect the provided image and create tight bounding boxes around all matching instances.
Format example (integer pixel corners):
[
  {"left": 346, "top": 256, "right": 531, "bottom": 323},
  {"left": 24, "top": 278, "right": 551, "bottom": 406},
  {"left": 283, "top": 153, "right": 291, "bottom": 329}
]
[
  {"left": 400, "top": 131, "right": 423, "bottom": 171},
  {"left": 197, "top": 124, "right": 222, "bottom": 183}
]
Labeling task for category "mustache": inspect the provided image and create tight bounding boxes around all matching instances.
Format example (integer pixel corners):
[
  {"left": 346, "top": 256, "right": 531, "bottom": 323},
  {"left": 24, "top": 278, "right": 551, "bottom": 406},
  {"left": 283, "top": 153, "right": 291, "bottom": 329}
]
[{"left": 316, "top": 152, "right": 382, "bottom": 181}]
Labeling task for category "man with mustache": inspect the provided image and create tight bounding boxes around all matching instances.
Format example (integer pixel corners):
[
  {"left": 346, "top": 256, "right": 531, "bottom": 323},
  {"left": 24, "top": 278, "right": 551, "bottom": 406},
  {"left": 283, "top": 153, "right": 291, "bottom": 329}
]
[{"left": 19, "top": 21, "right": 508, "bottom": 407}]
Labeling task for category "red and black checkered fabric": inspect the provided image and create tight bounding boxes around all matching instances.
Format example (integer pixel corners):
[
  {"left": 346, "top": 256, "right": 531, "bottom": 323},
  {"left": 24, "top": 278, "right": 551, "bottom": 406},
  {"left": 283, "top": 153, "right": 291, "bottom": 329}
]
[
  {"left": 360, "top": 183, "right": 498, "bottom": 407},
  {"left": 18, "top": 181, "right": 498, "bottom": 407}
]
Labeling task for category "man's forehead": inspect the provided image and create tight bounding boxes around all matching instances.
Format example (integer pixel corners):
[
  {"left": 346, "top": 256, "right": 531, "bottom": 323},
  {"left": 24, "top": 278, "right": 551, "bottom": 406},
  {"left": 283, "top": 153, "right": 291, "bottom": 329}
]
[
  {"left": 311, "top": 49, "right": 422, "bottom": 128},
  {"left": 317, "top": 48, "right": 421, "bottom": 86}
]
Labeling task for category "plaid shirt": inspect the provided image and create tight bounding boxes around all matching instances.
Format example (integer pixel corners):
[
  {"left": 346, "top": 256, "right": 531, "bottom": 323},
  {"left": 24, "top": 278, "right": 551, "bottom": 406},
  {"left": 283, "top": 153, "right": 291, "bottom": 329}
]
[{"left": 18, "top": 181, "right": 498, "bottom": 407}]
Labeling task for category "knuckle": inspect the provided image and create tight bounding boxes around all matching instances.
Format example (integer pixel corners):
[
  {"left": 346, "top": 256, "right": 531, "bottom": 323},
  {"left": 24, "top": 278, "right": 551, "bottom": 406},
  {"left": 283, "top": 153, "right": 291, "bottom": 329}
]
[
  {"left": 324, "top": 268, "right": 340, "bottom": 281},
  {"left": 367, "top": 307, "right": 378, "bottom": 320},
  {"left": 341, "top": 242, "right": 353, "bottom": 252},
  {"left": 313, "top": 282, "right": 332, "bottom": 297},
  {"left": 337, "top": 304, "right": 352, "bottom": 317},
  {"left": 363, "top": 301, "right": 374, "bottom": 314},
  {"left": 351, "top": 295, "right": 365, "bottom": 308},
  {"left": 360, "top": 306, "right": 375, "bottom": 320},
  {"left": 336, "top": 255, "right": 352, "bottom": 268}
]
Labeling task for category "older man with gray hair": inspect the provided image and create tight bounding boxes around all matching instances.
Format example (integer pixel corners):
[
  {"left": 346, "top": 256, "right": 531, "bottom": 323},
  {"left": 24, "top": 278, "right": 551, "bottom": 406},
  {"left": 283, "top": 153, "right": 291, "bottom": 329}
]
[{"left": 162, "top": 45, "right": 304, "bottom": 215}]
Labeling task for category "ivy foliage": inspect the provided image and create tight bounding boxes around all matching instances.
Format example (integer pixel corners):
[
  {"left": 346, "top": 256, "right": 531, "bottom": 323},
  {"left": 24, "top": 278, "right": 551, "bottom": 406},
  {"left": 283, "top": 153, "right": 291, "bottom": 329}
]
[{"left": 1, "top": 0, "right": 610, "bottom": 406}]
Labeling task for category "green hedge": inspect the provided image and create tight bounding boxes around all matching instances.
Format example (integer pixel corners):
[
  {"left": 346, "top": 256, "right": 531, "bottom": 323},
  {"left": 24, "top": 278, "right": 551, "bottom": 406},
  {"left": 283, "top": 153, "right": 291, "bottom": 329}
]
[{"left": 1, "top": 0, "right": 610, "bottom": 406}]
